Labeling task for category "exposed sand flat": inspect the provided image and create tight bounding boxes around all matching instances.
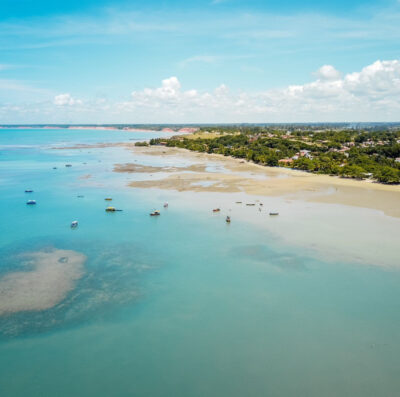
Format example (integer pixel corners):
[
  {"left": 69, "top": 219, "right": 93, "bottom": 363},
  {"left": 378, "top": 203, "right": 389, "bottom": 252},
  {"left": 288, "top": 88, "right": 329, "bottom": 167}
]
[
  {"left": 54, "top": 142, "right": 131, "bottom": 150},
  {"left": 55, "top": 143, "right": 400, "bottom": 217},
  {"left": 114, "top": 163, "right": 207, "bottom": 173},
  {"left": 127, "top": 146, "right": 400, "bottom": 218},
  {"left": 129, "top": 172, "right": 243, "bottom": 192},
  {"left": 0, "top": 249, "right": 86, "bottom": 315}
]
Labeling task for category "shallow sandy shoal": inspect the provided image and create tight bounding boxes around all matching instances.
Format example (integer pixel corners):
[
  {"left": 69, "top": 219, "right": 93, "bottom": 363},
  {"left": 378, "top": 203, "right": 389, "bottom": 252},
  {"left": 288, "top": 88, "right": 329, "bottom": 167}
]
[{"left": 126, "top": 146, "right": 400, "bottom": 218}]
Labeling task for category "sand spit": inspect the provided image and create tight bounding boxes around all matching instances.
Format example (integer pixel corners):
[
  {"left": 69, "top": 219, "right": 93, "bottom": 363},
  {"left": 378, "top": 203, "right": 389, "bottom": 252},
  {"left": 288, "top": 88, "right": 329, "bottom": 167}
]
[{"left": 0, "top": 249, "right": 86, "bottom": 316}]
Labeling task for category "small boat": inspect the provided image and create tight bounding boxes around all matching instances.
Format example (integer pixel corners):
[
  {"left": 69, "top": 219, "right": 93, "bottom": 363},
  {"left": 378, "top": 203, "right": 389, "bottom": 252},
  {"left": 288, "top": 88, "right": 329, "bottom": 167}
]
[
  {"left": 105, "top": 206, "right": 116, "bottom": 212},
  {"left": 26, "top": 200, "right": 36, "bottom": 205},
  {"left": 150, "top": 210, "right": 160, "bottom": 216},
  {"left": 246, "top": 203, "right": 255, "bottom": 206},
  {"left": 71, "top": 221, "right": 78, "bottom": 228},
  {"left": 235, "top": 201, "right": 242, "bottom": 204},
  {"left": 104, "top": 198, "right": 113, "bottom": 201},
  {"left": 53, "top": 167, "right": 57, "bottom": 169},
  {"left": 25, "top": 189, "right": 33, "bottom": 193},
  {"left": 77, "top": 195, "right": 84, "bottom": 198},
  {"left": 65, "top": 164, "right": 72, "bottom": 167},
  {"left": 163, "top": 203, "right": 168, "bottom": 208},
  {"left": 269, "top": 212, "right": 279, "bottom": 216},
  {"left": 226, "top": 216, "right": 231, "bottom": 223},
  {"left": 213, "top": 208, "right": 220, "bottom": 212},
  {"left": 259, "top": 203, "right": 263, "bottom": 206}
]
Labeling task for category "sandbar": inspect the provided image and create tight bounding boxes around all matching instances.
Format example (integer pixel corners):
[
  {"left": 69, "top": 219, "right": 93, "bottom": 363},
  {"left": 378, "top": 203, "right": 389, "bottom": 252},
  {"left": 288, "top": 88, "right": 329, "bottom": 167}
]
[{"left": 0, "top": 249, "right": 86, "bottom": 315}]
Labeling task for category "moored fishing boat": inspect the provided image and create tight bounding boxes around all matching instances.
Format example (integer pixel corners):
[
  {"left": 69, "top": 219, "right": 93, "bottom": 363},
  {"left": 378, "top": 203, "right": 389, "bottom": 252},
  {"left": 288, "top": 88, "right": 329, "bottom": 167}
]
[
  {"left": 105, "top": 206, "right": 116, "bottom": 212},
  {"left": 226, "top": 216, "right": 231, "bottom": 223},
  {"left": 150, "top": 210, "right": 160, "bottom": 216},
  {"left": 269, "top": 212, "right": 279, "bottom": 216},
  {"left": 213, "top": 208, "right": 220, "bottom": 212}
]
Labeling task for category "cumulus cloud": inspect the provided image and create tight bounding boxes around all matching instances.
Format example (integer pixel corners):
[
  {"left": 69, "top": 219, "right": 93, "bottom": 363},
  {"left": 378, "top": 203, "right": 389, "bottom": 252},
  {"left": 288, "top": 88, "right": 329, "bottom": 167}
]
[
  {"left": 53, "top": 93, "right": 82, "bottom": 106},
  {"left": 315, "top": 65, "right": 341, "bottom": 81},
  {"left": 119, "top": 59, "right": 400, "bottom": 122},
  {"left": 2, "top": 59, "right": 400, "bottom": 123},
  {"left": 130, "top": 76, "right": 199, "bottom": 107}
]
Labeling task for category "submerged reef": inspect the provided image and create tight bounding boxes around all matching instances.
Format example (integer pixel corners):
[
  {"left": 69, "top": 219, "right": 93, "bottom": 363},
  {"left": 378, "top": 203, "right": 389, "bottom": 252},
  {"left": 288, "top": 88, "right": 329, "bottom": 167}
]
[
  {"left": 0, "top": 244, "right": 157, "bottom": 337},
  {"left": 0, "top": 249, "right": 85, "bottom": 315}
]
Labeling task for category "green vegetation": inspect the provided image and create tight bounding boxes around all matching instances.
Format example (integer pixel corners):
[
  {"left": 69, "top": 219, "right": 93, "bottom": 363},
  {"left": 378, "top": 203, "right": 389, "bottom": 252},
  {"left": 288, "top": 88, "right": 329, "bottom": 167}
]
[
  {"left": 134, "top": 141, "right": 149, "bottom": 147},
  {"left": 147, "top": 126, "right": 400, "bottom": 184}
]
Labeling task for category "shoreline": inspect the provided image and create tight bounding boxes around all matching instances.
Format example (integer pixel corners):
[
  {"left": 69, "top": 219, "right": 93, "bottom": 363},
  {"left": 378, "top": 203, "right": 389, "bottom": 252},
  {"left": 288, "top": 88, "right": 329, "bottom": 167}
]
[
  {"left": 59, "top": 141, "right": 399, "bottom": 192},
  {"left": 127, "top": 146, "right": 400, "bottom": 218},
  {"left": 54, "top": 141, "right": 400, "bottom": 217}
]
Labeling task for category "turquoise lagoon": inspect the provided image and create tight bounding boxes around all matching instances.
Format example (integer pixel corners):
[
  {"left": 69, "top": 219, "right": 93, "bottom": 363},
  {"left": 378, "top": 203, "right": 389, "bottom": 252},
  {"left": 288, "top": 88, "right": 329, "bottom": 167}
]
[{"left": 0, "top": 128, "right": 400, "bottom": 396}]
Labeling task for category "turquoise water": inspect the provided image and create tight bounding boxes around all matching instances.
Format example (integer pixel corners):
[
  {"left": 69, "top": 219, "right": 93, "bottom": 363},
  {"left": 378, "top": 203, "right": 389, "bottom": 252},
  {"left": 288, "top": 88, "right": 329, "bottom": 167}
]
[{"left": 1, "top": 128, "right": 400, "bottom": 396}]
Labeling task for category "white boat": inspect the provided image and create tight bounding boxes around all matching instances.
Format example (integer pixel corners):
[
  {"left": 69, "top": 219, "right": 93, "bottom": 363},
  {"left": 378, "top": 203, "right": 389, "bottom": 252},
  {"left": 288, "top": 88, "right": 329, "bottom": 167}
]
[{"left": 71, "top": 221, "right": 78, "bottom": 228}]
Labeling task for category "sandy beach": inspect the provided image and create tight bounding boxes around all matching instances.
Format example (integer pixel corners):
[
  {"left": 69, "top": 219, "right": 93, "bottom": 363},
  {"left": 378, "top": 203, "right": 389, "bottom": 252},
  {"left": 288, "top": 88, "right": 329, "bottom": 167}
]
[
  {"left": 113, "top": 145, "right": 400, "bottom": 218},
  {"left": 54, "top": 141, "right": 400, "bottom": 217}
]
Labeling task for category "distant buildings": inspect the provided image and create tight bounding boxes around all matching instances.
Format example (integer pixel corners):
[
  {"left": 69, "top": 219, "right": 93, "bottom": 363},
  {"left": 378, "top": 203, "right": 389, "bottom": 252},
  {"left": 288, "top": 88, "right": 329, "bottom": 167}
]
[{"left": 279, "top": 158, "right": 294, "bottom": 165}]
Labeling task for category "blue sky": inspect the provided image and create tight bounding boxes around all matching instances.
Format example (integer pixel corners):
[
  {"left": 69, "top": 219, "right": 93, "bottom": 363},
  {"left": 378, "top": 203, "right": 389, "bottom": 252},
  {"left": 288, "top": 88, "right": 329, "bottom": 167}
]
[{"left": 0, "top": 0, "right": 400, "bottom": 123}]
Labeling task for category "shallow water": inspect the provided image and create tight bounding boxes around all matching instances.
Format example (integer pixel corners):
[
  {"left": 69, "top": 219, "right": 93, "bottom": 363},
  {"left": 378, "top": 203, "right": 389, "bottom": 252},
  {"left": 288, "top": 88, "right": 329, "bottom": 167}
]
[{"left": 1, "top": 128, "right": 400, "bottom": 396}]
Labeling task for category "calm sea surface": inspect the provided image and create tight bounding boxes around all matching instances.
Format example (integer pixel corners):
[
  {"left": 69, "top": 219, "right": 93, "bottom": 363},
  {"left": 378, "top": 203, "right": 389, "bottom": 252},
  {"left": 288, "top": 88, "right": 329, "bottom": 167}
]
[{"left": 0, "top": 128, "right": 400, "bottom": 397}]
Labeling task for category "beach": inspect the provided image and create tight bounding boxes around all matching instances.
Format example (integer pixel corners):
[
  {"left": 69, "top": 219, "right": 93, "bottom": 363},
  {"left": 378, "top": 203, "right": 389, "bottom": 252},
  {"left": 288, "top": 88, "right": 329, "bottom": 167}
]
[{"left": 110, "top": 145, "right": 400, "bottom": 217}]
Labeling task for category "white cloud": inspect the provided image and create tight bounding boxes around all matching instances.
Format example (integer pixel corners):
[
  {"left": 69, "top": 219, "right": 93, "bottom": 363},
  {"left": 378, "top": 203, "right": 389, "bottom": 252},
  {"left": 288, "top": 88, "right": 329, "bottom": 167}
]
[
  {"left": 120, "top": 59, "right": 400, "bottom": 122},
  {"left": 131, "top": 77, "right": 182, "bottom": 104},
  {"left": 2, "top": 60, "right": 400, "bottom": 123},
  {"left": 53, "top": 93, "right": 82, "bottom": 106},
  {"left": 315, "top": 65, "right": 341, "bottom": 81}
]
